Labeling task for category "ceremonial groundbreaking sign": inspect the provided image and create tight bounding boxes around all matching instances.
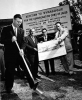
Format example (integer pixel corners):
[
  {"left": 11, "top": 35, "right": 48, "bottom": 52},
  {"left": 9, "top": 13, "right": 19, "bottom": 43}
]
[
  {"left": 37, "top": 40, "right": 66, "bottom": 61},
  {"left": 22, "top": 5, "right": 71, "bottom": 36}
]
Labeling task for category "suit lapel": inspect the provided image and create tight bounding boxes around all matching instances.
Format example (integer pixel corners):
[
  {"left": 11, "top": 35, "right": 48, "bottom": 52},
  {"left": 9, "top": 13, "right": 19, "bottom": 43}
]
[
  {"left": 17, "top": 28, "right": 21, "bottom": 38},
  {"left": 29, "top": 35, "right": 37, "bottom": 46},
  {"left": 30, "top": 36, "right": 34, "bottom": 44},
  {"left": 10, "top": 25, "right": 15, "bottom": 36}
]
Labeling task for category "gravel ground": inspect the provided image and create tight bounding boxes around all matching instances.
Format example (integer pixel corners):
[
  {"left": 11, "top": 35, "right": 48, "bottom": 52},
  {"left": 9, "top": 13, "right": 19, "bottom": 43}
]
[{"left": 0, "top": 54, "right": 82, "bottom": 100}]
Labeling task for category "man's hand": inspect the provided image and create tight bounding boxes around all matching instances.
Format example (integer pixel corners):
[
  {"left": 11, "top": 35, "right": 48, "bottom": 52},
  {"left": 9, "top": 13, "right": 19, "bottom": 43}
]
[
  {"left": 34, "top": 48, "right": 38, "bottom": 51},
  {"left": 19, "top": 49, "right": 24, "bottom": 56},
  {"left": 12, "top": 36, "right": 17, "bottom": 42},
  {"left": 56, "top": 38, "right": 62, "bottom": 44},
  {"left": 40, "top": 41, "right": 43, "bottom": 43}
]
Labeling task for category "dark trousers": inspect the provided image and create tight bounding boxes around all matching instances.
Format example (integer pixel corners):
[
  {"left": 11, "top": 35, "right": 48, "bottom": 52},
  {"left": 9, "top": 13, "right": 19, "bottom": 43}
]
[
  {"left": 49, "top": 59, "right": 55, "bottom": 73},
  {"left": 5, "top": 54, "right": 35, "bottom": 90},
  {"left": 0, "top": 50, "right": 5, "bottom": 79},
  {"left": 79, "top": 36, "right": 82, "bottom": 61},
  {"left": 44, "top": 58, "right": 55, "bottom": 75},
  {"left": 60, "top": 55, "right": 69, "bottom": 72},
  {"left": 26, "top": 53, "right": 39, "bottom": 79}
]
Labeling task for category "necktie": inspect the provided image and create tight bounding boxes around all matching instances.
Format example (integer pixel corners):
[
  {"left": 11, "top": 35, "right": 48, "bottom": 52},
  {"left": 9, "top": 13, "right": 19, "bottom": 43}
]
[
  {"left": 44, "top": 35, "right": 47, "bottom": 42},
  {"left": 31, "top": 36, "right": 35, "bottom": 43},
  {"left": 14, "top": 28, "right": 17, "bottom": 36}
]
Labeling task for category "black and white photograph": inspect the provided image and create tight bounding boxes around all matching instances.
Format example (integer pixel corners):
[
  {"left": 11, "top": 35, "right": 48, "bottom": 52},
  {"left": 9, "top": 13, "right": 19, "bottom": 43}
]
[{"left": 0, "top": 0, "right": 82, "bottom": 100}]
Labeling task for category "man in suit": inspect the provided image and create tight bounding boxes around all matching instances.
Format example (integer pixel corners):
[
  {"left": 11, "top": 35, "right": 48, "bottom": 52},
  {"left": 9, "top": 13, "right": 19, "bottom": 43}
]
[
  {"left": 1, "top": 14, "right": 38, "bottom": 93},
  {"left": 55, "top": 22, "right": 76, "bottom": 75},
  {"left": 24, "top": 28, "right": 40, "bottom": 80},
  {"left": 40, "top": 28, "right": 55, "bottom": 76}
]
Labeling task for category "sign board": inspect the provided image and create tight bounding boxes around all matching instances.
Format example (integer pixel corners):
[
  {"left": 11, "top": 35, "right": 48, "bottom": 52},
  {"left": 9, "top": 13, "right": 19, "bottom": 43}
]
[
  {"left": 22, "top": 5, "right": 72, "bottom": 36},
  {"left": 37, "top": 40, "right": 66, "bottom": 61}
]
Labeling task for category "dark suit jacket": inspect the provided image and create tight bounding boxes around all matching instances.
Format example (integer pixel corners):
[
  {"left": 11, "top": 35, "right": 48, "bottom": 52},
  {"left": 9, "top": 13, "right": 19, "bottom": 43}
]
[
  {"left": 1, "top": 25, "right": 25, "bottom": 63},
  {"left": 24, "top": 35, "right": 38, "bottom": 64},
  {"left": 24, "top": 35, "right": 38, "bottom": 54},
  {"left": 38, "top": 34, "right": 50, "bottom": 42}
]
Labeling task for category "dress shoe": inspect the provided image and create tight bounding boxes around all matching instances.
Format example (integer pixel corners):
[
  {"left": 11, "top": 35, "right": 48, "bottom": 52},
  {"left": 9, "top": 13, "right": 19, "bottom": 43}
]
[
  {"left": 46, "top": 74, "right": 49, "bottom": 77},
  {"left": 33, "top": 82, "right": 39, "bottom": 90},
  {"left": 64, "top": 70, "right": 76, "bottom": 76},
  {"left": 46, "top": 72, "right": 49, "bottom": 77},
  {"left": 36, "top": 75, "right": 41, "bottom": 79},
  {"left": 51, "top": 72, "right": 55, "bottom": 75},
  {"left": 34, "top": 78, "right": 41, "bottom": 83},
  {"left": 6, "top": 89, "right": 13, "bottom": 94},
  {"left": 74, "top": 65, "right": 82, "bottom": 69},
  {"left": 69, "top": 71, "right": 76, "bottom": 75}
]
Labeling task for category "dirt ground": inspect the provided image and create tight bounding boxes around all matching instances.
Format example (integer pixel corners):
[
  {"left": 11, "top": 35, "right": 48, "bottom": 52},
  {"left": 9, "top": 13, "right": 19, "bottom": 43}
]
[{"left": 0, "top": 54, "right": 82, "bottom": 100}]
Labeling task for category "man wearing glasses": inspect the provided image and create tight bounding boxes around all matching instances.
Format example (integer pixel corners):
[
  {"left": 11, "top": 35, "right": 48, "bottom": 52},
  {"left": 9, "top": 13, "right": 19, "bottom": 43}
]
[{"left": 40, "top": 28, "right": 55, "bottom": 76}]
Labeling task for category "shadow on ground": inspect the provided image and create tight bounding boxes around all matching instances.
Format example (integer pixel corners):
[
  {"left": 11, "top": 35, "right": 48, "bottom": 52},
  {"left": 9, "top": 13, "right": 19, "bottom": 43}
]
[
  {"left": 1, "top": 70, "right": 82, "bottom": 100},
  {"left": 1, "top": 54, "right": 82, "bottom": 100}
]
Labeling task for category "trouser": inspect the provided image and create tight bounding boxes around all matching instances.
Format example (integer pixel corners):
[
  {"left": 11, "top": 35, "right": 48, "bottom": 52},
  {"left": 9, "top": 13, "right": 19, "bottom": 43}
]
[
  {"left": 44, "top": 60, "right": 49, "bottom": 75},
  {"left": 0, "top": 50, "right": 5, "bottom": 79},
  {"left": 5, "top": 55, "right": 35, "bottom": 90},
  {"left": 66, "top": 51, "right": 74, "bottom": 71},
  {"left": 44, "top": 58, "right": 55, "bottom": 75},
  {"left": 60, "top": 51, "right": 74, "bottom": 72},
  {"left": 49, "top": 58, "right": 55, "bottom": 73},
  {"left": 26, "top": 54, "right": 39, "bottom": 79},
  {"left": 60, "top": 55, "right": 69, "bottom": 72},
  {"left": 79, "top": 44, "right": 82, "bottom": 61}
]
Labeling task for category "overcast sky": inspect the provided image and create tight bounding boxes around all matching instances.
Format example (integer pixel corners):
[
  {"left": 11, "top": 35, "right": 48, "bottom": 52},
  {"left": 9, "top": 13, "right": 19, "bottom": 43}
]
[{"left": 0, "top": 0, "right": 63, "bottom": 19}]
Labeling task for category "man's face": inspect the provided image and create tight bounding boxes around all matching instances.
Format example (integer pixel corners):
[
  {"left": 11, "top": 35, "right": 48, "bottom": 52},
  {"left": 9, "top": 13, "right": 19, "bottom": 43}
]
[
  {"left": 13, "top": 18, "right": 22, "bottom": 28},
  {"left": 56, "top": 23, "right": 62, "bottom": 30},
  {"left": 43, "top": 29, "right": 47, "bottom": 35},
  {"left": 31, "top": 29, "right": 36, "bottom": 36}
]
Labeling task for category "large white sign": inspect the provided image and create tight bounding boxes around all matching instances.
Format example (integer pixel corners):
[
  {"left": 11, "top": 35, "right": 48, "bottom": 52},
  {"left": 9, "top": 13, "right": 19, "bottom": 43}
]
[
  {"left": 37, "top": 40, "right": 66, "bottom": 61},
  {"left": 22, "top": 5, "right": 72, "bottom": 36}
]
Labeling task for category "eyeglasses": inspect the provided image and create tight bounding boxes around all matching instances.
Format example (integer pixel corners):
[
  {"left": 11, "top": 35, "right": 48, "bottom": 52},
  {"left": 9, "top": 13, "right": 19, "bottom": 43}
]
[{"left": 56, "top": 25, "right": 60, "bottom": 27}]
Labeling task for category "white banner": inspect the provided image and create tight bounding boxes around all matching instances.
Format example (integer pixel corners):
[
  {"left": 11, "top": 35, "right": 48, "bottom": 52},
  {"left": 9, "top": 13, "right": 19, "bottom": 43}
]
[
  {"left": 38, "top": 40, "right": 66, "bottom": 61},
  {"left": 22, "top": 5, "right": 72, "bottom": 36}
]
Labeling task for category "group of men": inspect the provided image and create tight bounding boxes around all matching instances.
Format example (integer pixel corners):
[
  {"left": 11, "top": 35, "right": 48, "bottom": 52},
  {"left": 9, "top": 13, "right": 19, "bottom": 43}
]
[
  {"left": 38, "top": 23, "right": 76, "bottom": 76},
  {"left": 0, "top": 13, "right": 76, "bottom": 94}
]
